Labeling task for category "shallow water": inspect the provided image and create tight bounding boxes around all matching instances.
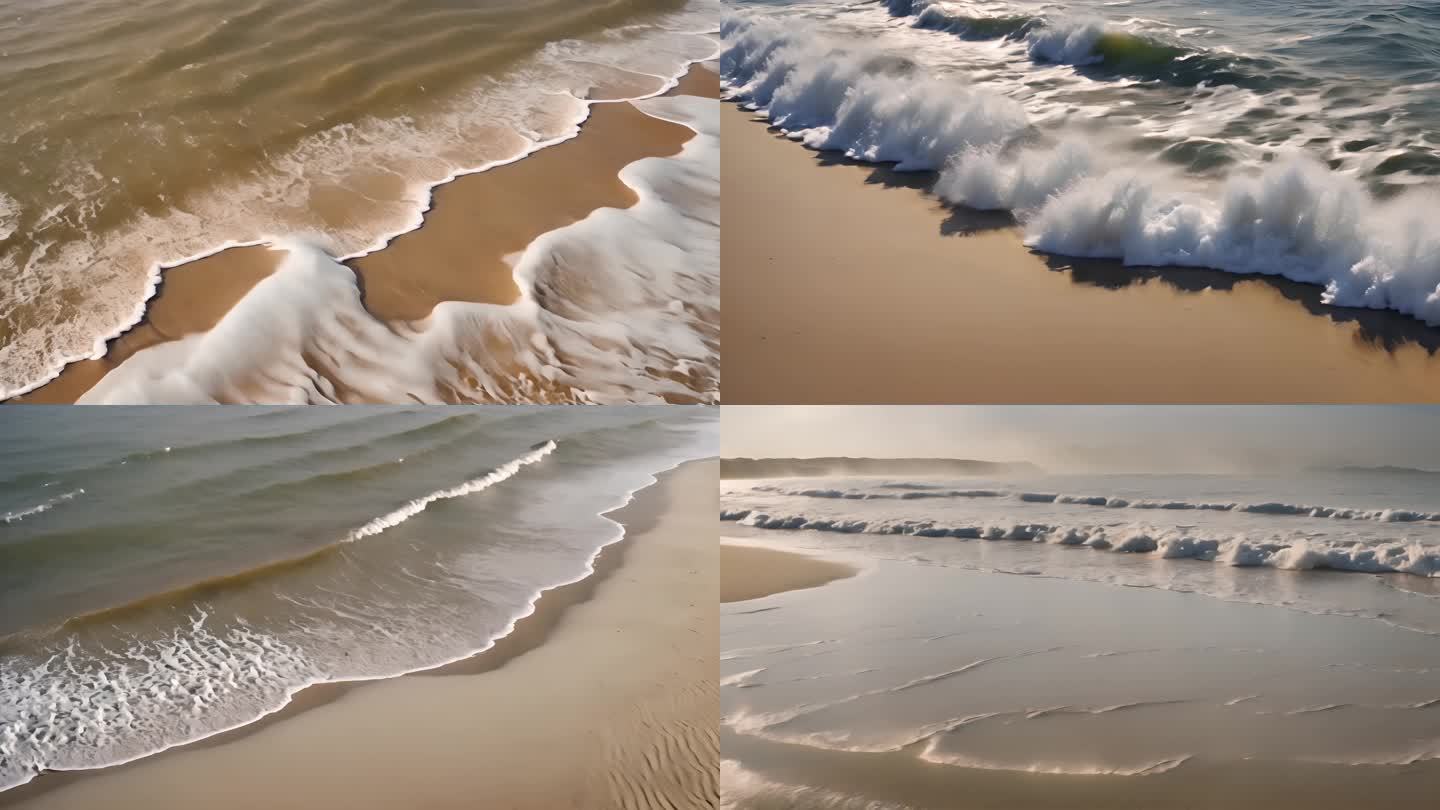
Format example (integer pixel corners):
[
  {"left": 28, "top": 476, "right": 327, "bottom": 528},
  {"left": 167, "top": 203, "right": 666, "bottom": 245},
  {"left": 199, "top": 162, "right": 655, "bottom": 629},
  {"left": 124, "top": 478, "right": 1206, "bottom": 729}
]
[
  {"left": 721, "top": 541, "right": 1440, "bottom": 806},
  {"left": 0, "top": 406, "right": 717, "bottom": 793},
  {"left": 723, "top": 470, "right": 1440, "bottom": 628},
  {"left": 0, "top": 0, "right": 721, "bottom": 398}
]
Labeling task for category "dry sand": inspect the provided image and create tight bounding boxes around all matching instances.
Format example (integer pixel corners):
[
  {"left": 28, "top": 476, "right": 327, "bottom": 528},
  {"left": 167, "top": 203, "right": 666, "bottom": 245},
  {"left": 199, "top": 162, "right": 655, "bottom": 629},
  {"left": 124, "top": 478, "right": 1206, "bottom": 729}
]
[
  {"left": 14, "top": 68, "right": 718, "bottom": 404},
  {"left": 2, "top": 459, "right": 719, "bottom": 810},
  {"left": 721, "top": 543, "right": 857, "bottom": 603},
  {"left": 721, "top": 103, "right": 1440, "bottom": 403}
]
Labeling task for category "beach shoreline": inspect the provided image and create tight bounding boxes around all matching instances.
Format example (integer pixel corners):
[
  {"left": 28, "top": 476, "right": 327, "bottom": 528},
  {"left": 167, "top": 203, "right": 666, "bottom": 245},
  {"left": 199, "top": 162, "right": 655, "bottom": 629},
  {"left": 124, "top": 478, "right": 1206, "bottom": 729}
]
[
  {"left": 720, "top": 101, "right": 1440, "bottom": 404},
  {"left": 721, "top": 542, "right": 857, "bottom": 603},
  {"left": 2, "top": 457, "right": 719, "bottom": 810},
  {"left": 12, "top": 66, "right": 719, "bottom": 405}
]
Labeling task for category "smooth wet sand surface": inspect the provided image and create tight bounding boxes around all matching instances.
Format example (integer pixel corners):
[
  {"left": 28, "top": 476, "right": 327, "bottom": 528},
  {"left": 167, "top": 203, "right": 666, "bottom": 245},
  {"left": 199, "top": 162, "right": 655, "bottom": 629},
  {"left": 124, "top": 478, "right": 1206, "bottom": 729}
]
[
  {"left": 721, "top": 103, "right": 1440, "bottom": 404},
  {"left": 14, "top": 67, "right": 718, "bottom": 405},
  {"left": 4, "top": 459, "right": 718, "bottom": 810},
  {"left": 722, "top": 543, "right": 857, "bottom": 603}
]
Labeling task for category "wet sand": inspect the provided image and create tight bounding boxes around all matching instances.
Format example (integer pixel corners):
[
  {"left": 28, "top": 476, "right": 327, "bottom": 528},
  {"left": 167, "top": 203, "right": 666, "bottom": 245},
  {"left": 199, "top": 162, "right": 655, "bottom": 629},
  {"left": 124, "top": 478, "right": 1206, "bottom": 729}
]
[
  {"left": 721, "top": 103, "right": 1440, "bottom": 404},
  {"left": 721, "top": 542, "right": 857, "bottom": 603},
  {"left": 13, "top": 67, "right": 718, "bottom": 404},
  {"left": 2, "top": 459, "right": 719, "bottom": 810}
]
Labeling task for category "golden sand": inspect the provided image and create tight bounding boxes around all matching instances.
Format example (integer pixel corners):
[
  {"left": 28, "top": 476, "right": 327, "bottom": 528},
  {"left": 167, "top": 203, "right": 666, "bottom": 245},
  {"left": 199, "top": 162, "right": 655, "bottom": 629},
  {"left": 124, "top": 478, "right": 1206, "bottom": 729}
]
[
  {"left": 721, "top": 543, "right": 857, "bottom": 603},
  {"left": 721, "top": 103, "right": 1440, "bottom": 404},
  {"left": 2, "top": 460, "right": 718, "bottom": 810},
  {"left": 15, "top": 67, "right": 717, "bottom": 404}
]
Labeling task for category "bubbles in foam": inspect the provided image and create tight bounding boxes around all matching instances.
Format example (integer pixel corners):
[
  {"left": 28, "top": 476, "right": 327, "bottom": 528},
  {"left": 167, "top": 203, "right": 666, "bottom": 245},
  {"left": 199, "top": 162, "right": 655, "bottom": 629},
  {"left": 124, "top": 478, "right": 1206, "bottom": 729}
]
[
  {"left": 724, "top": 11, "right": 1440, "bottom": 326},
  {"left": 722, "top": 16, "right": 1027, "bottom": 171},
  {"left": 2, "top": 4, "right": 721, "bottom": 400},
  {"left": 348, "top": 441, "right": 557, "bottom": 541}
]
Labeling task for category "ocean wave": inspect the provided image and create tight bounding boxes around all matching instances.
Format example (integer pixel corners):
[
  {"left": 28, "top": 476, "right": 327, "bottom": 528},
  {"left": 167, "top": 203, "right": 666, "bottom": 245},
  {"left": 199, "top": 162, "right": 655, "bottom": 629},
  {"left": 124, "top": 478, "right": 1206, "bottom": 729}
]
[
  {"left": 882, "top": 1, "right": 1273, "bottom": 88},
  {"left": 2, "top": 3, "right": 720, "bottom": 401},
  {"left": 725, "top": 696, "right": 1189, "bottom": 777},
  {"left": 722, "top": 509, "right": 1440, "bottom": 577},
  {"left": 0, "top": 489, "right": 84, "bottom": 525},
  {"left": 720, "top": 758, "right": 916, "bottom": 810},
  {"left": 720, "top": 15, "right": 1027, "bottom": 171},
  {"left": 723, "top": 13, "right": 1440, "bottom": 326},
  {"left": 348, "top": 440, "right": 556, "bottom": 541},
  {"left": 73, "top": 93, "right": 718, "bottom": 404},
  {"left": 941, "top": 146, "right": 1440, "bottom": 326},
  {"left": 917, "top": 745, "right": 1192, "bottom": 777},
  {"left": 0, "top": 430, "right": 705, "bottom": 795},
  {"left": 749, "top": 484, "right": 1440, "bottom": 523}
]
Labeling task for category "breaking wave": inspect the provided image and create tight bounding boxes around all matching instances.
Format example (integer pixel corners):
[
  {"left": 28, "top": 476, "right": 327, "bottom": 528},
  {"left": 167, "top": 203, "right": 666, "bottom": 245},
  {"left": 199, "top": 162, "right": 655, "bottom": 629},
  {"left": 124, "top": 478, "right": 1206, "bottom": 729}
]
[
  {"left": 1, "top": 489, "right": 84, "bottom": 525},
  {"left": 348, "top": 440, "right": 556, "bottom": 541},
  {"left": 722, "top": 509, "right": 1440, "bottom": 577},
  {"left": 721, "top": 12, "right": 1440, "bottom": 326}
]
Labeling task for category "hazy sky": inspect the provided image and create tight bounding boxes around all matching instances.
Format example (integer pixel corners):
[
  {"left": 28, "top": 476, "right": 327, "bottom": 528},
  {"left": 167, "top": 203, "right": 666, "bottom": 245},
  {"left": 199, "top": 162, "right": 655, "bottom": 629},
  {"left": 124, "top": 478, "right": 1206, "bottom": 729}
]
[{"left": 721, "top": 406, "right": 1440, "bottom": 473}]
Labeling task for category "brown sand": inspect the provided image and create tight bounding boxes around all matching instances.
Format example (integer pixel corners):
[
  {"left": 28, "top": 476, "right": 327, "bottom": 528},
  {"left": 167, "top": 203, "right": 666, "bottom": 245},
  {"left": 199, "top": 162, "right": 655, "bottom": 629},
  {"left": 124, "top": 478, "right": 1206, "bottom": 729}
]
[
  {"left": 14, "top": 246, "right": 282, "bottom": 404},
  {"left": 1, "top": 459, "right": 719, "bottom": 810},
  {"left": 722, "top": 543, "right": 857, "bottom": 603},
  {"left": 13, "top": 67, "right": 717, "bottom": 404},
  {"left": 721, "top": 103, "right": 1440, "bottom": 403}
]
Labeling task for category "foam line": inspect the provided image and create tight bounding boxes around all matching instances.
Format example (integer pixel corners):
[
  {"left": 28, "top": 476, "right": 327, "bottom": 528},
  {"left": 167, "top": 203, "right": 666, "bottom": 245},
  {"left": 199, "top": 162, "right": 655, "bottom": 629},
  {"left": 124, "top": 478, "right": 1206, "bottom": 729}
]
[
  {"left": 4, "top": 2, "right": 722, "bottom": 400},
  {"left": 749, "top": 484, "right": 1440, "bottom": 523},
  {"left": 0, "top": 449, "right": 715, "bottom": 795},
  {"left": 724, "top": 509, "right": 1440, "bottom": 577}
]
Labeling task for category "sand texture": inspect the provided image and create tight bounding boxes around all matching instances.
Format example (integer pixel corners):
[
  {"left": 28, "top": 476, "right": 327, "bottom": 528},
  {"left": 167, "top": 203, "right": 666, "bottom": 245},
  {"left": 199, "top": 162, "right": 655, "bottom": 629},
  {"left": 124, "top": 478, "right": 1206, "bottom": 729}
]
[
  {"left": 721, "top": 543, "right": 858, "bottom": 603},
  {"left": 3, "top": 460, "right": 719, "bottom": 810}
]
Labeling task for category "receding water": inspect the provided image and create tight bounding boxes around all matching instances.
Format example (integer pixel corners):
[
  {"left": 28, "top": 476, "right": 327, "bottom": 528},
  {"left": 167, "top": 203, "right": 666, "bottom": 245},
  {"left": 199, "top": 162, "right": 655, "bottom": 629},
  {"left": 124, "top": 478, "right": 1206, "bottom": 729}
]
[{"left": 0, "top": 405, "right": 717, "bottom": 793}]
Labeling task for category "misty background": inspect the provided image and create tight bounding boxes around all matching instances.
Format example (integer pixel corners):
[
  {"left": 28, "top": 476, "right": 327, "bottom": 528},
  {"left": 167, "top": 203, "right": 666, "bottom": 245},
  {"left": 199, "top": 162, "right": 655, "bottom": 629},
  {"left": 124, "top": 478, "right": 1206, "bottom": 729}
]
[{"left": 721, "top": 406, "right": 1440, "bottom": 474}]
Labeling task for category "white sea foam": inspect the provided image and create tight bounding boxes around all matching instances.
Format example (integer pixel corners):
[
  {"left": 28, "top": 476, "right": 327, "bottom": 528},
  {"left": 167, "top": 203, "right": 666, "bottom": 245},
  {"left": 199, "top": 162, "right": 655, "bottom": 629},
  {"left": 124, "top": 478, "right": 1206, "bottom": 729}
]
[
  {"left": 0, "top": 425, "right": 714, "bottom": 794},
  {"left": 917, "top": 744, "right": 1192, "bottom": 777},
  {"left": 722, "top": 668, "right": 768, "bottom": 688},
  {"left": 74, "top": 93, "right": 719, "bottom": 404},
  {"left": 749, "top": 484, "right": 1440, "bottom": 524},
  {"left": 1, "top": 489, "right": 85, "bottom": 524},
  {"left": 0, "top": 191, "right": 19, "bottom": 242},
  {"left": 721, "top": 16, "right": 1027, "bottom": 170},
  {"left": 723, "top": 12, "right": 1440, "bottom": 325},
  {"left": 1025, "top": 18, "right": 1109, "bottom": 66},
  {"left": 726, "top": 509, "right": 1440, "bottom": 577},
  {"left": 348, "top": 441, "right": 556, "bottom": 541}
]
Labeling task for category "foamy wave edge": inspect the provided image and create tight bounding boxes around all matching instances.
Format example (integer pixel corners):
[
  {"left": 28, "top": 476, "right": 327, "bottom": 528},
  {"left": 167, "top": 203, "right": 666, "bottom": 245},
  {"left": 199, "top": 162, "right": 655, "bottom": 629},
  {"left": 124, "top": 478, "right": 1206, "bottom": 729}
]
[
  {"left": 720, "top": 13, "right": 1440, "bottom": 326},
  {"left": 750, "top": 483, "right": 1440, "bottom": 524},
  {"left": 5, "top": 10, "right": 722, "bottom": 401},
  {"left": 0, "top": 448, "right": 713, "bottom": 795}
]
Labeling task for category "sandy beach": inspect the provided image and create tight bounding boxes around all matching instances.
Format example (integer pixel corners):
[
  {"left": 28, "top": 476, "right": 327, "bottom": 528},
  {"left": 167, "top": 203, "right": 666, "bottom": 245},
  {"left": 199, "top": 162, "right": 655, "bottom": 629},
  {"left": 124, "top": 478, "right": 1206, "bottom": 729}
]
[
  {"left": 2, "top": 458, "right": 719, "bottom": 810},
  {"left": 14, "top": 67, "right": 719, "bottom": 405},
  {"left": 721, "top": 103, "right": 1440, "bottom": 404},
  {"left": 721, "top": 543, "right": 857, "bottom": 603}
]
